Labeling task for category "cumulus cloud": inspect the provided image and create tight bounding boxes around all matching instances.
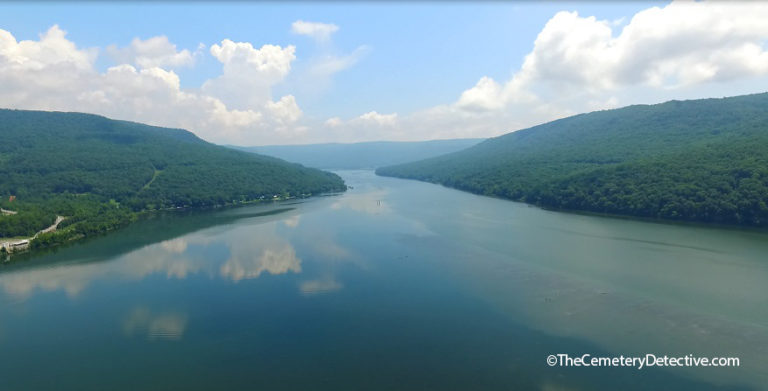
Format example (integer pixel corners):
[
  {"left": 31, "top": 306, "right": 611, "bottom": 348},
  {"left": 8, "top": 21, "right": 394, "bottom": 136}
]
[
  {"left": 519, "top": 3, "right": 768, "bottom": 92},
  {"left": 203, "top": 39, "right": 296, "bottom": 109},
  {"left": 106, "top": 36, "right": 196, "bottom": 69},
  {"left": 3, "top": 2, "right": 768, "bottom": 146},
  {"left": 291, "top": 20, "right": 339, "bottom": 42},
  {"left": 0, "top": 22, "right": 360, "bottom": 145},
  {"left": 265, "top": 94, "right": 302, "bottom": 126},
  {"left": 0, "top": 26, "right": 305, "bottom": 145},
  {"left": 357, "top": 111, "right": 398, "bottom": 126},
  {"left": 455, "top": 76, "right": 507, "bottom": 112},
  {"left": 0, "top": 25, "right": 97, "bottom": 71},
  {"left": 343, "top": 1, "right": 768, "bottom": 143},
  {"left": 452, "top": 1, "right": 768, "bottom": 118}
]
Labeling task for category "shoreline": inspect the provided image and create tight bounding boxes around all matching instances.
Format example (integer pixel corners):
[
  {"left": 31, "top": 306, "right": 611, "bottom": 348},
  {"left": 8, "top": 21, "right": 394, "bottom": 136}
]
[
  {"left": 1, "top": 215, "right": 66, "bottom": 254},
  {"left": 1, "top": 189, "right": 346, "bottom": 261},
  {"left": 374, "top": 172, "right": 768, "bottom": 234}
]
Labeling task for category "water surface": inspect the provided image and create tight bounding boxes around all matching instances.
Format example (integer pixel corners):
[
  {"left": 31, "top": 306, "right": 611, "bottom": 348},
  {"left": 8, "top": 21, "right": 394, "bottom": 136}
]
[{"left": 1, "top": 170, "right": 766, "bottom": 390}]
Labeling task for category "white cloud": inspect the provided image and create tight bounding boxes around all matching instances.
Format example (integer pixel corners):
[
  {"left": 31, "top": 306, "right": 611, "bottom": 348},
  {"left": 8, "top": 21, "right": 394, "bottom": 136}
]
[
  {"left": 306, "top": 111, "right": 412, "bottom": 143},
  {"left": 315, "top": 111, "right": 401, "bottom": 143},
  {"left": 357, "top": 111, "right": 398, "bottom": 126},
  {"left": 516, "top": 3, "right": 768, "bottom": 92},
  {"left": 106, "top": 36, "right": 196, "bottom": 69},
  {"left": 455, "top": 76, "right": 506, "bottom": 112},
  {"left": 338, "top": 1, "right": 768, "bottom": 143},
  {"left": 324, "top": 116, "right": 342, "bottom": 127},
  {"left": 3, "top": 3, "right": 768, "bottom": 146},
  {"left": 203, "top": 39, "right": 296, "bottom": 110},
  {"left": 283, "top": 31, "right": 370, "bottom": 100},
  {"left": 0, "top": 25, "right": 97, "bottom": 71},
  {"left": 291, "top": 20, "right": 339, "bottom": 42},
  {"left": 307, "top": 45, "right": 370, "bottom": 78},
  {"left": 0, "top": 26, "right": 305, "bottom": 145},
  {"left": 266, "top": 94, "right": 302, "bottom": 125}
]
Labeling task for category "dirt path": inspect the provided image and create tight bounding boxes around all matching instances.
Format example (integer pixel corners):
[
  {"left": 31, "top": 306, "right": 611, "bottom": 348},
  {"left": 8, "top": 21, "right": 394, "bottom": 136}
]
[
  {"left": 33, "top": 216, "right": 66, "bottom": 238},
  {"left": 141, "top": 168, "right": 162, "bottom": 191},
  {"left": 2, "top": 216, "right": 66, "bottom": 253}
]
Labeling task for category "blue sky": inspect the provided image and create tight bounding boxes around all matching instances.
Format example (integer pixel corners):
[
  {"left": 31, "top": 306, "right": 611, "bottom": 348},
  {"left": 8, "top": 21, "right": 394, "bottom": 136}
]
[
  {"left": 1, "top": 2, "right": 660, "bottom": 117},
  {"left": 1, "top": 1, "right": 767, "bottom": 145}
]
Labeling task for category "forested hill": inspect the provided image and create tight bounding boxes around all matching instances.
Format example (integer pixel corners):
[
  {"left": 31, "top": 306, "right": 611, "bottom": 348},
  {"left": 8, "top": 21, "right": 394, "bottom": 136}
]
[
  {"left": 232, "top": 138, "right": 484, "bottom": 169},
  {"left": 0, "top": 109, "right": 345, "bottom": 243},
  {"left": 377, "top": 92, "right": 768, "bottom": 227}
]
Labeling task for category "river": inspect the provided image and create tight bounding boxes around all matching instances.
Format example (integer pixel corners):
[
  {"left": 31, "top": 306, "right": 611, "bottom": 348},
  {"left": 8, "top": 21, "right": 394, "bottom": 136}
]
[{"left": 0, "top": 170, "right": 766, "bottom": 390}]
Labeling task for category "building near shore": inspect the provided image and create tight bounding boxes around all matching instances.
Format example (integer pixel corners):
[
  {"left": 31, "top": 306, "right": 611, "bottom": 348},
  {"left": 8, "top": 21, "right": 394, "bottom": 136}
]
[{"left": 1, "top": 239, "right": 30, "bottom": 253}]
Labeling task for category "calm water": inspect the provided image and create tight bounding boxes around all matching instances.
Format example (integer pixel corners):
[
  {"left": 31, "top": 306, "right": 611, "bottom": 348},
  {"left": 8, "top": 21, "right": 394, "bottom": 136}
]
[{"left": 1, "top": 170, "right": 767, "bottom": 391}]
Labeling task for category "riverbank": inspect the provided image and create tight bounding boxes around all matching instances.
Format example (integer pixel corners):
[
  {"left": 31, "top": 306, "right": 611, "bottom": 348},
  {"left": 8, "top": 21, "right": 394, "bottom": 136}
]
[
  {"left": 375, "top": 171, "right": 768, "bottom": 233},
  {"left": 2, "top": 190, "right": 346, "bottom": 260},
  {"left": 1, "top": 215, "right": 66, "bottom": 254}
]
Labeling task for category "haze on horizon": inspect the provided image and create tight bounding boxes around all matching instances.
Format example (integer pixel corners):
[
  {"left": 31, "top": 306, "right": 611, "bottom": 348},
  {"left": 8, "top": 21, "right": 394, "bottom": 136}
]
[{"left": 1, "top": 1, "right": 768, "bottom": 146}]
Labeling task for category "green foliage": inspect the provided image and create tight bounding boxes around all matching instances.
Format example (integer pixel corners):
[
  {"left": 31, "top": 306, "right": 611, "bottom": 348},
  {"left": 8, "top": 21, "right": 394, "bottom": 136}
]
[
  {"left": 0, "top": 207, "right": 55, "bottom": 237},
  {"left": 0, "top": 109, "right": 346, "bottom": 242},
  {"left": 377, "top": 93, "right": 768, "bottom": 226},
  {"left": 235, "top": 138, "right": 485, "bottom": 169}
]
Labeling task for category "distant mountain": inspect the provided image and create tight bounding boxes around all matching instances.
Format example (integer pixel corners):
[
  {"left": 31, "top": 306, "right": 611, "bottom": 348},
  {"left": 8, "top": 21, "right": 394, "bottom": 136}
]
[
  {"left": 0, "top": 109, "right": 345, "bottom": 245},
  {"left": 233, "top": 139, "right": 484, "bottom": 169},
  {"left": 378, "top": 93, "right": 768, "bottom": 227}
]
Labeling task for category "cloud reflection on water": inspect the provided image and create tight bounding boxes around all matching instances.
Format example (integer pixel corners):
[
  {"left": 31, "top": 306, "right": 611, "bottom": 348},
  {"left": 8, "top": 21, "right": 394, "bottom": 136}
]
[
  {"left": 160, "top": 238, "right": 189, "bottom": 254},
  {"left": 123, "top": 307, "right": 188, "bottom": 341},
  {"left": 0, "top": 216, "right": 310, "bottom": 298},
  {"left": 221, "top": 244, "right": 302, "bottom": 282},
  {"left": 282, "top": 215, "right": 301, "bottom": 228},
  {"left": 299, "top": 276, "right": 342, "bottom": 296},
  {"left": 331, "top": 188, "right": 390, "bottom": 215}
]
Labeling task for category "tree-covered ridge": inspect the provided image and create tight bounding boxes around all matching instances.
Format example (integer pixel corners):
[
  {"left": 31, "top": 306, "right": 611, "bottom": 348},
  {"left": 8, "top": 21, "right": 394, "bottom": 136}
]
[
  {"left": 0, "top": 109, "right": 346, "bottom": 242},
  {"left": 233, "top": 138, "right": 485, "bottom": 169},
  {"left": 377, "top": 92, "right": 768, "bottom": 226}
]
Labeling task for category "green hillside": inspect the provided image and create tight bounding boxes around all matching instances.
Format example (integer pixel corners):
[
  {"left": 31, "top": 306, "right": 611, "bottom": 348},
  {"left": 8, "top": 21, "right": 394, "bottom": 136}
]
[
  {"left": 0, "top": 109, "right": 345, "bottom": 245},
  {"left": 377, "top": 93, "right": 768, "bottom": 227},
  {"left": 233, "top": 138, "right": 484, "bottom": 169}
]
